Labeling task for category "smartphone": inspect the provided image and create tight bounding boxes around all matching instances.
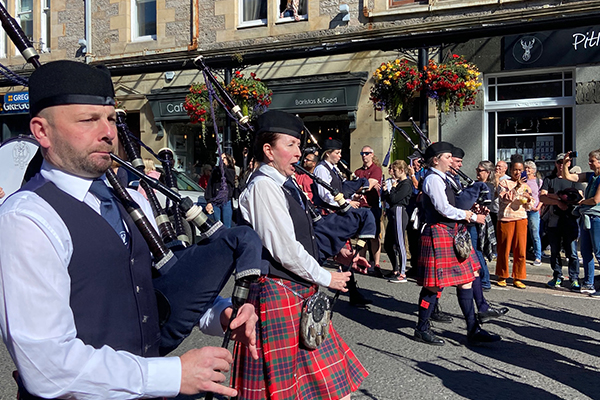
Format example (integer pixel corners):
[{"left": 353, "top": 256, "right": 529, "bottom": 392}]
[{"left": 520, "top": 171, "right": 527, "bottom": 179}]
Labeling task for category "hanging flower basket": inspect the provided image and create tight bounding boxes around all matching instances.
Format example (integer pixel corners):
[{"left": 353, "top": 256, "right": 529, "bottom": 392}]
[
  {"left": 184, "top": 71, "right": 272, "bottom": 125},
  {"left": 370, "top": 59, "right": 422, "bottom": 119},
  {"left": 370, "top": 54, "right": 482, "bottom": 117},
  {"left": 424, "top": 54, "right": 482, "bottom": 113}
]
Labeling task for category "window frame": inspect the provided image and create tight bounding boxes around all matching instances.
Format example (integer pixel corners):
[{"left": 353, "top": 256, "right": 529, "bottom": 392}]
[
  {"left": 238, "top": 0, "right": 267, "bottom": 28},
  {"left": 131, "top": 0, "right": 157, "bottom": 42},
  {"left": 484, "top": 68, "right": 576, "bottom": 169},
  {"left": 16, "top": 0, "right": 34, "bottom": 43},
  {"left": 40, "top": 0, "right": 51, "bottom": 52}
]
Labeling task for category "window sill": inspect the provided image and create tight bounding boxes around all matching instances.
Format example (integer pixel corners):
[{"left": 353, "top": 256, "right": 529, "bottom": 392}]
[
  {"left": 370, "top": 0, "right": 526, "bottom": 18},
  {"left": 237, "top": 19, "right": 267, "bottom": 29},
  {"left": 275, "top": 14, "right": 308, "bottom": 24},
  {"left": 132, "top": 35, "right": 157, "bottom": 43}
]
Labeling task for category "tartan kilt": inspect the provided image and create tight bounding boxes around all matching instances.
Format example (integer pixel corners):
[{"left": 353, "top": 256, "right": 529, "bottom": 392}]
[
  {"left": 416, "top": 223, "right": 478, "bottom": 288},
  {"left": 232, "top": 276, "right": 368, "bottom": 400}
]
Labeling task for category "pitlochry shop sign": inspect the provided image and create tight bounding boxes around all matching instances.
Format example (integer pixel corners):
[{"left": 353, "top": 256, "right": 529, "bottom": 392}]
[{"left": 504, "top": 26, "right": 600, "bottom": 70}]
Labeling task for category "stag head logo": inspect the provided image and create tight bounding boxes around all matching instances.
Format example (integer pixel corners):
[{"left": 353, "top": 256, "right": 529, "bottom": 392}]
[{"left": 521, "top": 38, "right": 536, "bottom": 61}]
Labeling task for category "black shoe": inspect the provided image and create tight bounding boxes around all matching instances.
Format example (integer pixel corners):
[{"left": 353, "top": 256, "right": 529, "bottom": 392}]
[
  {"left": 467, "top": 328, "right": 502, "bottom": 346},
  {"left": 414, "top": 329, "right": 445, "bottom": 346},
  {"left": 431, "top": 303, "right": 453, "bottom": 323},
  {"left": 478, "top": 306, "right": 509, "bottom": 324},
  {"left": 482, "top": 286, "right": 491, "bottom": 292},
  {"left": 369, "top": 266, "right": 385, "bottom": 278}
]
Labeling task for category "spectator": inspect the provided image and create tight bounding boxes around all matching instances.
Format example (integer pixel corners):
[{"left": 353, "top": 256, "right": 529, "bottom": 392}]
[
  {"left": 491, "top": 160, "right": 510, "bottom": 228},
  {"left": 561, "top": 150, "right": 600, "bottom": 295},
  {"left": 137, "top": 158, "right": 162, "bottom": 200},
  {"left": 354, "top": 145, "right": 383, "bottom": 276},
  {"left": 0, "top": 186, "right": 4, "bottom": 199},
  {"left": 474, "top": 160, "right": 497, "bottom": 291},
  {"left": 198, "top": 164, "right": 212, "bottom": 189},
  {"left": 205, "top": 153, "right": 236, "bottom": 228},
  {"left": 382, "top": 160, "right": 412, "bottom": 283},
  {"left": 524, "top": 160, "right": 544, "bottom": 267},
  {"left": 295, "top": 150, "right": 318, "bottom": 201},
  {"left": 496, "top": 158, "right": 533, "bottom": 289},
  {"left": 539, "top": 153, "right": 584, "bottom": 291}
]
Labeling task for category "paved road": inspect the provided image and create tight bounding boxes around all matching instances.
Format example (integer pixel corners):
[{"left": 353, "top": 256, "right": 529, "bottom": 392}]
[{"left": 1, "top": 256, "right": 599, "bottom": 400}]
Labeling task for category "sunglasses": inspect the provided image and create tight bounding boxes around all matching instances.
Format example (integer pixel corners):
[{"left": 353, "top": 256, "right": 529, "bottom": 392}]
[
  {"left": 475, "top": 168, "right": 487, "bottom": 173},
  {"left": 360, "top": 151, "right": 372, "bottom": 156},
  {"left": 556, "top": 160, "right": 564, "bottom": 164}
]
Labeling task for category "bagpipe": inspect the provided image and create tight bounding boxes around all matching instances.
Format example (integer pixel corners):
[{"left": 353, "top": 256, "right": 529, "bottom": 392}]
[
  {"left": 385, "top": 115, "right": 491, "bottom": 212},
  {"left": 0, "top": 3, "right": 263, "bottom": 360}
]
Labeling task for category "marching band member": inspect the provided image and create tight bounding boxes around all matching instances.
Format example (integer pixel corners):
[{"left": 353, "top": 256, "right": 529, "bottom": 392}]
[
  {"left": 414, "top": 142, "right": 501, "bottom": 346},
  {"left": 235, "top": 110, "right": 368, "bottom": 400},
  {"left": 0, "top": 61, "right": 260, "bottom": 399}
]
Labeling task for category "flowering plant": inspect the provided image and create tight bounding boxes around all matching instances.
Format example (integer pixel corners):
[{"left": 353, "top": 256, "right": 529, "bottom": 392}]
[
  {"left": 184, "top": 71, "right": 272, "bottom": 124},
  {"left": 423, "top": 54, "right": 482, "bottom": 113},
  {"left": 226, "top": 71, "right": 272, "bottom": 120},
  {"left": 370, "top": 55, "right": 482, "bottom": 117},
  {"left": 370, "top": 59, "right": 421, "bottom": 118}
]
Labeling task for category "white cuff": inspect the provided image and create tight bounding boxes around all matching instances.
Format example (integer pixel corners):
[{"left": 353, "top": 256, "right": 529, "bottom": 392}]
[{"left": 146, "top": 356, "right": 182, "bottom": 397}]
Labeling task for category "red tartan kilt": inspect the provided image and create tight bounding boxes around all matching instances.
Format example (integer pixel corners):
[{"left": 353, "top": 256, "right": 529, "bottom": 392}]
[
  {"left": 232, "top": 276, "right": 368, "bottom": 400},
  {"left": 417, "top": 224, "right": 477, "bottom": 288}
]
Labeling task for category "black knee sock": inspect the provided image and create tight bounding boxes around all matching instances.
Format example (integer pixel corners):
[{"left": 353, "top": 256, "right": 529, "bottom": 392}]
[
  {"left": 416, "top": 288, "right": 438, "bottom": 331},
  {"left": 472, "top": 276, "right": 489, "bottom": 313},
  {"left": 456, "top": 287, "right": 478, "bottom": 333}
]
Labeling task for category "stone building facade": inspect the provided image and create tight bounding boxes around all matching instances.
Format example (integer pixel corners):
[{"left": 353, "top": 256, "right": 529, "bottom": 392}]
[{"left": 1, "top": 0, "right": 599, "bottom": 175}]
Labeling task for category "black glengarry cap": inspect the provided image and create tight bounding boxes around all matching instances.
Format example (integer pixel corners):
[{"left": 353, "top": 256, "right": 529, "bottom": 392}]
[
  {"left": 451, "top": 146, "right": 465, "bottom": 159},
  {"left": 323, "top": 138, "right": 343, "bottom": 151},
  {"left": 28, "top": 60, "right": 115, "bottom": 117},
  {"left": 256, "top": 110, "right": 304, "bottom": 139},
  {"left": 424, "top": 141, "right": 454, "bottom": 160}
]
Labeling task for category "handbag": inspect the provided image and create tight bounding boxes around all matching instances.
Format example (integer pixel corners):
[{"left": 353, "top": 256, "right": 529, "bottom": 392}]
[
  {"left": 453, "top": 225, "right": 472, "bottom": 262},
  {"left": 300, "top": 291, "right": 332, "bottom": 350}
]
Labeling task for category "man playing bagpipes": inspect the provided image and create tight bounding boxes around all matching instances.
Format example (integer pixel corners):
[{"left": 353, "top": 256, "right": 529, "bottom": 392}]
[{"left": 0, "top": 60, "right": 262, "bottom": 399}]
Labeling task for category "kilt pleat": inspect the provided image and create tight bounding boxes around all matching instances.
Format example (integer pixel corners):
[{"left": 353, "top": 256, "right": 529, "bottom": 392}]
[
  {"left": 416, "top": 224, "right": 478, "bottom": 288},
  {"left": 232, "top": 277, "right": 367, "bottom": 400}
]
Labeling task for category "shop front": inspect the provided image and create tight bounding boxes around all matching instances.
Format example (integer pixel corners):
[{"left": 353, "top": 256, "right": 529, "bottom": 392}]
[{"left": 0, "top": 90, "right": 31, "bottom": 143}]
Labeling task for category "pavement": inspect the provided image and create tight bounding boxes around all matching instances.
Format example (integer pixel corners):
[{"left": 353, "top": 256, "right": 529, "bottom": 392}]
[{"left": 0, "top": 254, "right": 599, "bottom": 399}]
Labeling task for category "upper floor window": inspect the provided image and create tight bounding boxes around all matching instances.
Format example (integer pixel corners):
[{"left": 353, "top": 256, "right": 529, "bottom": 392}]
[
  {"left": 391, "top": 0, "right": 426, "bottom": 6},
  {"left": 0, "top": 1, "right": 6, "bottom": 58},
  {"left": 132, "top": 0, "right": 156, "bottom": 40},
  {"left": 16, "top": 0, "right": 33, "bottom": 42},
  {"left": 239, "top": 0, "right": 267, "bottom": 27},
  {"left": 278, "top": 0, "right": 307, "bottom": 22},
  {"left": 41, "top": 0, "right": 51, "bottom": 52}
]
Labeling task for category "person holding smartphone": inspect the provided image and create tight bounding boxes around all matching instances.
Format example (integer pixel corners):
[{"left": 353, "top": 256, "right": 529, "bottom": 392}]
[{"left": 495, "top": 156, "right": 534, "bottom": 288}]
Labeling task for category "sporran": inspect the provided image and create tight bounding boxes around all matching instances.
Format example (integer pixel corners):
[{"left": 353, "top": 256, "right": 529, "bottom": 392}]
[
  {"left": 453, "top": 224, "right": 472, "bottom": 262},
  {"left": 300, "top": 291, "right": 332, "bottom": 350}
]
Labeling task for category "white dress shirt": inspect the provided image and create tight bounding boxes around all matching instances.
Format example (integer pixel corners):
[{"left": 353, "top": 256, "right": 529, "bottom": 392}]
[
  {"left": 422, "top": 168, "right": 468, "bottom": 221},
  {"left": 239, "top": 164, "right": 332, "bottom": 287},
  {"left": 313, "top": 160, "right": 349, "bottom": 207},
  {"left": 0, "top": 161, "right": 229, "bottom": 399}
]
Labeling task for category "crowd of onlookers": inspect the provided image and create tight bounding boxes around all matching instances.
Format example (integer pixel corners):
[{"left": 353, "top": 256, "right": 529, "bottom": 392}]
[
  {"left": 155, "top": 144, "right": 600, "bottom": 297},
  {"left": 378, "top": 149, "right": 600, "bottom": 296}
]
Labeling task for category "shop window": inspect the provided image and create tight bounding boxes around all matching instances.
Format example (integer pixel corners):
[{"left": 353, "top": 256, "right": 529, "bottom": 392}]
[
  {"left": 132, "top": 0, "right": 156, "bottom": 40},
  {"left": 486, "top": 70, "right": 575, "bottom": 175},
  {"left": 277, "top": 0, "right": 307, "bottom": 23},
  {"left": 239, "top": 0, "right": 267, "bottom": 27}
]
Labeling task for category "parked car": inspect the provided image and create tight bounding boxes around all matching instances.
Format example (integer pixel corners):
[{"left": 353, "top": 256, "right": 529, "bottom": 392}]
[{"left": 129, "top": 167, "right": 207, "bottom": 209}]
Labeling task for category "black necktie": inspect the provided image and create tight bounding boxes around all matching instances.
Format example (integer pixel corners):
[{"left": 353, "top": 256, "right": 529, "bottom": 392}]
[
  {"left": 284, "top": 179, "right": 305, "bottom": 210},
  {"left": 88, "top": 179, "right": 129, "bottom": 246}
]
